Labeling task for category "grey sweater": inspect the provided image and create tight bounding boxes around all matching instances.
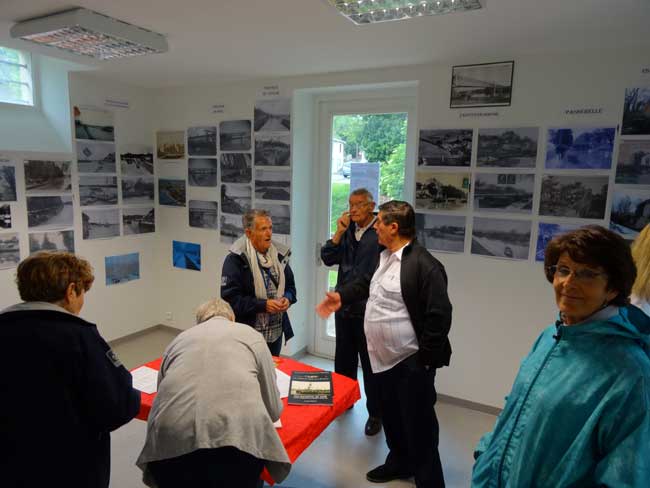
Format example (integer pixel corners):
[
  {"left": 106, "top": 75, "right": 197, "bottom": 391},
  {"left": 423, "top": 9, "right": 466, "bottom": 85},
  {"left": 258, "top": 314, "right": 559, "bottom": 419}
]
[{"left": 136, "top": 317, "right": 291, "bottom": 485}]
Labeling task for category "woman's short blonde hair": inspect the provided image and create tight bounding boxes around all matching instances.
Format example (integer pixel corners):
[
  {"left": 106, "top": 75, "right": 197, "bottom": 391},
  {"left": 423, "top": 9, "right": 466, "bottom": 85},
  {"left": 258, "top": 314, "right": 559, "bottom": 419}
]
[
  {"left": 195, "top": 298, "right": 235, "bottom": 324},
  {"left": 16, "top": 251, "right": 94, "bottom": 303},
  {"left": 632, "top": 225, "right": 650, "bottom": 301}
]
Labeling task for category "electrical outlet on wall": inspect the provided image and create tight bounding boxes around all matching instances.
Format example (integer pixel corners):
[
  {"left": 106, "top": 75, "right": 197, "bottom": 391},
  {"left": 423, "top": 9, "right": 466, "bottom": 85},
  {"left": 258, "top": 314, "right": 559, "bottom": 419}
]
[{"left": 165, "top": 312, "right": 173, "bottom": 322}]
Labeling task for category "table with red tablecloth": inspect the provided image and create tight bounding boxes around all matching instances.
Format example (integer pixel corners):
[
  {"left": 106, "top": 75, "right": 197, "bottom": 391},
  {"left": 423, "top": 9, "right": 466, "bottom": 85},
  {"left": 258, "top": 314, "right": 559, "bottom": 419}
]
[{"left": 134, "top": 356, "right": 361, "bottom": 484}]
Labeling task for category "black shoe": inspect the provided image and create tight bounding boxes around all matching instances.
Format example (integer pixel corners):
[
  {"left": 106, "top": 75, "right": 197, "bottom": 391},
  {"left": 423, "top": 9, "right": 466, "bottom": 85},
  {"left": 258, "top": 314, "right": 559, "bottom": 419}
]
[
  {"left": 364, "top": 416, "right": 382, "bottom": 436},
  {"left": 366, "top": 464, "right": 412, "bottom": 483}
]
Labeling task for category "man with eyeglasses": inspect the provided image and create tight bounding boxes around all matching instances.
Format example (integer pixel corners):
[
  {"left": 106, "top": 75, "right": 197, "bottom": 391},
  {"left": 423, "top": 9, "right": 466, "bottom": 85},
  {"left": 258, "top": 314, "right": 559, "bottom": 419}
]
[
  {"left": 320, "top": 187, "right": 383, "bottom": 436},
  {"left": 318, "top": 200, "right": 452, "bottom": 488}
]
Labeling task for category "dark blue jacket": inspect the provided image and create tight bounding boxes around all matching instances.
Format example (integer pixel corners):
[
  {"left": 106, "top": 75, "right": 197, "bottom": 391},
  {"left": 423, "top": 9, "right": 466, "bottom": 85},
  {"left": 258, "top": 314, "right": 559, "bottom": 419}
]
[
  {"left": 221, "top": 241, "right": 297, "bottom": 342},
  {"left": 320, "top": 220, "right": 381, "bottom": 319},
  {"left": 0, "top": 307, "right": 141, "bottom": 488}
]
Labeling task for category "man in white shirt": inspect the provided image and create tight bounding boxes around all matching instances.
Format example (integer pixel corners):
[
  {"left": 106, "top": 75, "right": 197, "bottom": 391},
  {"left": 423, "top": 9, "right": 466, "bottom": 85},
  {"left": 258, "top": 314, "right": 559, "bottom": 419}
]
[{"left": 317, "top": 201, "right": 452, "bottom": 488}]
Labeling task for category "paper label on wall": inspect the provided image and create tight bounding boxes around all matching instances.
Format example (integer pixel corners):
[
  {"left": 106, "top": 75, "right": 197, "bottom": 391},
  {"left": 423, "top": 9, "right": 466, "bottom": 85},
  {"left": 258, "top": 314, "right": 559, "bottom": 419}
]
[
  {"left": 104, "top": 98, "right": 129, "bottom": 109},
  {"left": 211, "top": 104, "right": 226, "bottom": 114},
  {"left": 257, "top": 84, "right": 281, "bottom": 99},
  {"left": 563, "top": 107, "right": 603, "bottom": 115},
  {"left": 459, "top": 111, "right": 500, "bottom": 119}
]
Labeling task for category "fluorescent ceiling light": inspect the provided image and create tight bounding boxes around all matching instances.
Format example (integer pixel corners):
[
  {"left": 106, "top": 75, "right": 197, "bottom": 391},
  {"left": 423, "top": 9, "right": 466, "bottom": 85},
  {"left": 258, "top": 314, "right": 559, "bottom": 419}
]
[
  {"left": 329, "top": 0, "right": 483, "bottom": 25},
  {"left": 10, "top": 8, "right": 168, "bottom": 60}
]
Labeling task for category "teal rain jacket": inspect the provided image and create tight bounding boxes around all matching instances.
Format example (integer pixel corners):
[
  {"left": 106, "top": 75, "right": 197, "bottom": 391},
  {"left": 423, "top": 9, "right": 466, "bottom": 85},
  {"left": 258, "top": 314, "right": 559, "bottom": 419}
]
[{"left": 472, "top": 305, "right": 650, "bottom": 487}]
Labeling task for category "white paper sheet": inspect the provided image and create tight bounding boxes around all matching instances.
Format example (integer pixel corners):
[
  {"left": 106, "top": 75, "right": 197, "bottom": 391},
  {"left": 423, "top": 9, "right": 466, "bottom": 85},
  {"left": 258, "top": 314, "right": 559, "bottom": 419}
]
[
  {"left": 131, "top": 366, "right": 158, "bottom": 394},
  {"left": 276, "top": 369, "right": 291, "bottom": 399}
]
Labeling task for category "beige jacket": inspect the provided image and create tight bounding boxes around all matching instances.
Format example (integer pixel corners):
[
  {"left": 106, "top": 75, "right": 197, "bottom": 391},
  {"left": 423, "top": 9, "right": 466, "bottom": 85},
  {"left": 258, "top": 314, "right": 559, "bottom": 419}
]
[{"left": 136, "top": 317, "right": 291, "bottom": 485}]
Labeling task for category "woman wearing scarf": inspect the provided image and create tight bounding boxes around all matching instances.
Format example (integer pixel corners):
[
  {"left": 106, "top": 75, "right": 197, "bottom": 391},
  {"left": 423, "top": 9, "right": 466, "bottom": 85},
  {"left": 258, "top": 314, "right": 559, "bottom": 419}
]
[{"left": 221, "top": 209, "right": 296, "bottom": 355}]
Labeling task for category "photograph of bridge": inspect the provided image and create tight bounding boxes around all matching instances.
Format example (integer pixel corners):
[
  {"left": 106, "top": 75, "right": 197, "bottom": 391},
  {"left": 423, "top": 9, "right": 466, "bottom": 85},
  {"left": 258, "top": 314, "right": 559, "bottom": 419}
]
[
  {"left": 450, "top": 61, "right": 514, "bottom": 108},
  {"left": 29, "top": 230, "right": 75, "bottom": 254},
  {"left": 220, "top": 120, "right": 252, "bottom": 151},
  {"left": 254, "top": 98, "right": 291, "bottom": 132},
  {"left": 415, "top": 213, "right": 466, "bottom": 253},
  {"left": 189, "top": 200, "right": 218, "bottom": 230},
  {"left": 188, "top": 158, "right": 218, "bottom": 187},
  {"left": 77, "top": 141, "right": 116, "bottom": 173},
  {"left": 221, "top": 153, "right": 252, "bottom": 183},
  {"left": 473, "top": 173, "right": 535, "bottom": 214},
  {"left": 418, "top": 129, "right": 472, "bottom": 167},
  {"left": 187, "top": 126, "right": 217, "bottom": 156},
  {"left": 477, "top": 127, "right": 538, "bottom": 168},
  {"left": 471, "top": 217, "right": 531, "bottom": 260}
]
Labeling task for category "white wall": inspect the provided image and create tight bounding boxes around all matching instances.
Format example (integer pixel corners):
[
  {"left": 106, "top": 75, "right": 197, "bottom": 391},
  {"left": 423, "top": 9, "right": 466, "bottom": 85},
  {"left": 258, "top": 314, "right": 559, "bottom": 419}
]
[{"left": 149, "top": 46, "right": 649, "bottom": 407}]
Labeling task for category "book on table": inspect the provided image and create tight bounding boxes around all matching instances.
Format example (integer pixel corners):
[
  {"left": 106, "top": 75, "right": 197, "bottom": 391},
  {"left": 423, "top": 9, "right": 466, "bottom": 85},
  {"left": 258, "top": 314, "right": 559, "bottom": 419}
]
[{"left": 288, "top": 371, "right": 333, "bottom": 405}]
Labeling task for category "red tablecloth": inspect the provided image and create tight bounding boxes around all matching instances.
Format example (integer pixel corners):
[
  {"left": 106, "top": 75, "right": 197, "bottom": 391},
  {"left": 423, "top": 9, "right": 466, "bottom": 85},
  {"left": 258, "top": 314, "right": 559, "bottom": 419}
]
[{"left": 134, "top": 356, "right": 361, "bottom": 484}]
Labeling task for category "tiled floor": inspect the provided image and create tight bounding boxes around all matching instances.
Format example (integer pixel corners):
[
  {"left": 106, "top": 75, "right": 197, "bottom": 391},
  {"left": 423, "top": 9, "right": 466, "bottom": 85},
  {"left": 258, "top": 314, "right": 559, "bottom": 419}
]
[{"left": 110, "top": 328, "right": 496, "bottom": 488}]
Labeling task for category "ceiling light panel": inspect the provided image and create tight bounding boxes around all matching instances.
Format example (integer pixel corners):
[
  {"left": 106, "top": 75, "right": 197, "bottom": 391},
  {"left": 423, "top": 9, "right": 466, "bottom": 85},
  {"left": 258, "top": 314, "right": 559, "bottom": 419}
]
[
  {"left": 10, "top": 8, "right": 168, "bottom": 60},
  {"left": 329, "top": 0, "right": 483, "bottom": 25}
]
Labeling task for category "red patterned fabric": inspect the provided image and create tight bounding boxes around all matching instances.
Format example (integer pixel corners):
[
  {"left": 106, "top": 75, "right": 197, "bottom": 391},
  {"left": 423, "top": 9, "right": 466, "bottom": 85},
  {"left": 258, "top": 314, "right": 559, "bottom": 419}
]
[{"left": 134, "top": 356, "right": 361, "bottom": 484}]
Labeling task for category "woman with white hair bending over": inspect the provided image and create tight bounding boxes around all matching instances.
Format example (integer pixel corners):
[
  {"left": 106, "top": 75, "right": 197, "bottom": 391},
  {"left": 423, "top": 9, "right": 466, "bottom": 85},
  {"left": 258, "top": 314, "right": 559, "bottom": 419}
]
[{"left": 136, "top": 298, "right": 291, "bottom": 488}]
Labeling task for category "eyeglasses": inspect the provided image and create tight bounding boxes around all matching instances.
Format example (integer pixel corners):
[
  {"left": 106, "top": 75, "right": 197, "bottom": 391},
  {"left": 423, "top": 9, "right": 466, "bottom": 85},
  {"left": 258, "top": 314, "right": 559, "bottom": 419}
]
[
  {"left": 349, "top": 202, "right": 370, "bottom": 210},
  {"left": 547, "top": 265, "right": 607, "bottom": 283}
]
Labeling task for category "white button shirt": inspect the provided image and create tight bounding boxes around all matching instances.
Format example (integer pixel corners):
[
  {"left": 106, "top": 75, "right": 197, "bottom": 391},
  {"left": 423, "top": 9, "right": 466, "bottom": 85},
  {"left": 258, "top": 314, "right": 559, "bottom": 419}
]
[{"left": 364, "top": 242, "right": 418, "bottom": 373}]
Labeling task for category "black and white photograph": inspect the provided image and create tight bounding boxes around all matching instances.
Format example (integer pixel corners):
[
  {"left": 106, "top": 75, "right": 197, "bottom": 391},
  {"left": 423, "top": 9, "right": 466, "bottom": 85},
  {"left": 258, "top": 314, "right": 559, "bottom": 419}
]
[
  {"left": 1, "top": 204, "right": 11, "bottom": 228},
  {"left": 188, "top": 158, "right": 218, "bottom": 187},
  {"left": 0, "top": 164, "right": 16, "bottom": 201},
  {"left": 79, "top": 176, "right": 118, "bottom": 206},
  {"left": 539, "top": 175, "right": 608, "bottom": 219},
  {"left": 610, "top": 189, "right": 650, "bottom": 238},
  {"left": 473, "top": 173, "right": 535, "bottom": 214},
  {"left": 158, "top": 178, "right": 186, "bottom": 207},
  {"left": 545, "top": 127, "right": 616, "bottom": 170},
  {"left": 415, "top": 213, "right": 466, "bottom": 253},
  {"left": 450, "top": 61, "right": 514, "bottom": 108},
  {"left": 221, "top": 153, "right": 252, "bottom": 183},
  {"left": 29, "top": 230, "right": 75, "bottom": 254},
  {"left": 120, "top": 146, "right": 154, "bottom": 176},
  {"left": 255, "top": 134, "right": 291, "bottom": 167},
  {"left": 615, "top": 141, "right": 650, "bottom": 184},
  {"left": 189, "top": 200, "right": 218, "bottom": 230},
  {"left": 622, "top": 87, "right": 650, "bottom": 136},
  {"left": 76, "top": 141, "right": 116, "bottom": 173},
  {"left": 0, "top": 233, "right": 19, "bottom": 269},
  {"left": 74, "top": 105, "right": 114, "bottom": 141},
  {"left": 27, "top": 195, "right": 74, "bottom": 230},
  {"left": 220, "top": 120, "right": 252, "bottom": 151},
  {"left": 123, "top": 207, "right": 155, "bottom": 235},
  {"left": 255, "top": 168, "right": 291, "bottom": 201},
  {"left": 418, "top": 129, "right": 473, "bottom": 167},
  {"left": 254, "top": 98, "right": 291, "bottom": 132},
  {"left": 82, "top": 208, "right": 120, "bottom": 240},
  {"left": 220, "top": 213, "right": 243, "bottom": 244},
  {"left": 24, "top": 160, "right": 72, "bottom": 193},
  {"left": 156, "top": 131, "right": 185, "bottom": 160},
  {"left": 187, "top": 126, "right": 217, "bottom": 156},
  {"left": 221, "top": 184, "right": 251, "bottom": 215},
  {"left": 266, "top": 203, "right": 291, "bottom": 235},
  {"left": 471, "top": 217, "right": 531, "bottom": 260},
  {"left": 415, "top": 171, "right": 470, "bottom": 211},
  {"left": 105, "top": 253, "right": 140, "bottom": 285},
  {"left": 122, "top": 176, "right": 155, "bottom": 204},
  {"left": 476, "top": 127, "right": 538, "bottom": 168}
]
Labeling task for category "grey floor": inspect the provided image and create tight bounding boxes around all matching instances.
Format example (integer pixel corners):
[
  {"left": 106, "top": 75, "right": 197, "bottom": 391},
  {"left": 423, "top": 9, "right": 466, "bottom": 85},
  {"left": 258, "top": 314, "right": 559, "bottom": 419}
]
[{"left": 110, "top": 328, "right": 496, "bottom": 488}]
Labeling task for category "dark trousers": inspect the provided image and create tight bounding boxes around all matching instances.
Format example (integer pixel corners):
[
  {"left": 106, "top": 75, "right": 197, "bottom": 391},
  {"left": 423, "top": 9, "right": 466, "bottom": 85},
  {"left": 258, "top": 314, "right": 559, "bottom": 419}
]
[
  {"left": 148, "top": 447, "right": 264, "bottom": 488},
  {"left": 334, "top": 314, "right": 381, "bottom": 418},
  {"left": 378, "top": 354, "right": 444, "bottom": 488},
  {"left": 267, "top": 333, "right": 283, "bottom": 356}
]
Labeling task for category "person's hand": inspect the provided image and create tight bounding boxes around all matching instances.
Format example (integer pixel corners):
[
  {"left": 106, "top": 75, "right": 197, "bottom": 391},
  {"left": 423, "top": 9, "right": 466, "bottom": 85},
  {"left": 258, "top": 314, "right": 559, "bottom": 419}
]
[
  {"left": 336, "top": 212, "right": 350, "bottom": 234},
  {"left": 315, "top": 292, "right": 342, "bottom": 319},
  {"left": 277, "top": 297, "right": 290, "bottom": 311},
  {"left": 266, "top": 299, "right": 287, "bottom": 313}
]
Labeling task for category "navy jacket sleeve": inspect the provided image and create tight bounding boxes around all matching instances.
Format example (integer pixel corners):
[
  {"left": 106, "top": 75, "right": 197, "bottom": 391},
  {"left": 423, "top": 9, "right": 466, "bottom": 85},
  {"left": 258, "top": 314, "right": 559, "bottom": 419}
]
[
  {"left": 283, "top": 262, "right": 297, "bottom": 304},
  {"left": 320, "top": 238, "right": 343, "bottom": 267},
  {"left": 221, "top": 253, "right": 267, "bottom": 317},
  {"left": 79, "top": 326, "right": 140, "bottom": 432},
  {"left": 337, "top": 272, "right": 371, "bottom": 305}
]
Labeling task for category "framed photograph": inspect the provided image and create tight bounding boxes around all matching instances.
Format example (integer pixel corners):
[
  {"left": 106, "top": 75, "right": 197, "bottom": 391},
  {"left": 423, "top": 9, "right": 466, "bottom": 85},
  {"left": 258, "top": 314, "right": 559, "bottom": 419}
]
[
  {"left": 539, "top": 175, "right": 608, "bottom": 219},
  {"left": 545, "top": 127, "right": 616, "bottom": 170},
  {"left": 471, "top": 217, "right": 531, "bottom": 260},
  {"left": 415, "top": 171, "right": 470, "bottom": 211},
  {"left": 473, "top": 173, "right": 534, "bottom": 214},
  {"left": 415, "top": 213, "right": 466, "bottom": 253},
  {"left": 622, "top": 87, "right": 650, "bottom": 136},
  {"left": 105, "top": 253, "right": 140, "bottom": 285},
  {"left": 450, "top": 61, "right": 514, "bottom": 109},
  {"left": 418, "top": 129, "right": 472, "bottom": 167}
]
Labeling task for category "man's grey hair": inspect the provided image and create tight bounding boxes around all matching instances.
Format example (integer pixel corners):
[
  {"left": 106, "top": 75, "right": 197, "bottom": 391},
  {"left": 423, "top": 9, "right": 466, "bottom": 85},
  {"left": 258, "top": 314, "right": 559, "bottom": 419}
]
[
  {"left": 242, "top": 209, "right": 271, "bottom": 231},
  {"left": 195, "top": 298, "right": 235, "bottom": 324},
  {"left": 350, "top": 187, "right": 374, "bottom": 203}
]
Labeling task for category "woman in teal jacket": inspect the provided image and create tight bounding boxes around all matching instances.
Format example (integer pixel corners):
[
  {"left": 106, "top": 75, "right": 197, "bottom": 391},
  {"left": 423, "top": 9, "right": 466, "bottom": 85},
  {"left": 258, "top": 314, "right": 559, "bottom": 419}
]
[{"left": 472, "top": 225, "right": 650, "bottom": 487}]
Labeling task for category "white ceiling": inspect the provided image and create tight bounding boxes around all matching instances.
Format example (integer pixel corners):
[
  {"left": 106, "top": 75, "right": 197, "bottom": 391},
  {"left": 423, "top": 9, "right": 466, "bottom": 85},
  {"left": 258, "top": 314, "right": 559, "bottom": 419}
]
[{"left": 0, "top": 0, "right": 649, "bottom": 88}]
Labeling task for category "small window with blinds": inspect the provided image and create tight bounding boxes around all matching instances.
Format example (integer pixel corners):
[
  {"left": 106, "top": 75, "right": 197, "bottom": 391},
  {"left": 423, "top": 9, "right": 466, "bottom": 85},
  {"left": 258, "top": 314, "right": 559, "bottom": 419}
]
[{"left": 0, "top": 46, "right": 33, "bottom": 106}]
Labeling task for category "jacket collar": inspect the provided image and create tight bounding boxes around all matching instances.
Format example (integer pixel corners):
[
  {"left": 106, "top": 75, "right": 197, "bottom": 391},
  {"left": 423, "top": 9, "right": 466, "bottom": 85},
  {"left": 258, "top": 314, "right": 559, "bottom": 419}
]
[{"left": 228, "top": 235, "right": 291, "bottom": 258}]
